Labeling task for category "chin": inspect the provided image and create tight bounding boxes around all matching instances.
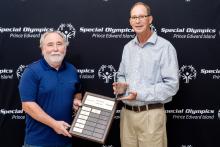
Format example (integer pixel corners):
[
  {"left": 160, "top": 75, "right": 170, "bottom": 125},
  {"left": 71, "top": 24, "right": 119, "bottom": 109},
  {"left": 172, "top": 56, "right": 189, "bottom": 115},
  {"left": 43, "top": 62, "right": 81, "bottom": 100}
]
[
  {"left": 46, "top": 57, "right": 64, "bottom": 65},
  {"left": 133, "top": 28, "right": 143, "bottom": 32},
  {"left": 135, "top": 31, "right": 145, "bottom": 34}
]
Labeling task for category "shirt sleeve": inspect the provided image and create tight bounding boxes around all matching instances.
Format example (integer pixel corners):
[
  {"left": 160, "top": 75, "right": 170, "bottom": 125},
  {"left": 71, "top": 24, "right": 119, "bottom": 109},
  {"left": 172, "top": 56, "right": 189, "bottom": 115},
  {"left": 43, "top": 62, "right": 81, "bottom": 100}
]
[
  {"left": 136, "top": 43, "right": 179, "bottom": 102},
  {"left": 117, "top": 48, "right": 127, "bottom": 83},
  {"left": 18, "top": 67, "right": 39, "bottom": 102}
]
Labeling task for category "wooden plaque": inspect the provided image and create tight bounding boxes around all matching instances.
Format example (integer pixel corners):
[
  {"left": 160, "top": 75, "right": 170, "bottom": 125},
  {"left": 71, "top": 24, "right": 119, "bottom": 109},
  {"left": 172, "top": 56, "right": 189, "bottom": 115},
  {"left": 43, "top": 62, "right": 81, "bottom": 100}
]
[{"left": 69, "top": 92, "right": 118, "bottom": 144}]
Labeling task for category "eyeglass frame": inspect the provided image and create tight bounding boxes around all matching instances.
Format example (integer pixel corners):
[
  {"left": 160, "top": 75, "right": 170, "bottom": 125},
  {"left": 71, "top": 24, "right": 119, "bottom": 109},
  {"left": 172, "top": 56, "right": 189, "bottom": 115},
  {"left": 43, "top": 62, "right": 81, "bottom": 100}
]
[{"left": 130, "top": 15, "right": 151, "bottom": 21}]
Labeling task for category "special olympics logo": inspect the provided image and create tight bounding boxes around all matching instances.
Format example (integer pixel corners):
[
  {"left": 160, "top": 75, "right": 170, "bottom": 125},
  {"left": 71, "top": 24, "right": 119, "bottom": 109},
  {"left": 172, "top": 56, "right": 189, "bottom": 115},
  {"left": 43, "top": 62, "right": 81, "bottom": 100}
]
[
  {"left": 180, "top": 145, "right": 193, "bottom": 147},
  {"left": 58, "top": 23, "right": 76, "bottom": 41},
  {"left": 150, "top": 24, "right": 157, "bottom": 33},
  {"left": 16, "top": 65, "right": 27, "bottom": 79},
  {"left": 102, "top": 145, "right": 113, "bottom": 147},
  {"left": 98, "top": 65, "right": 116, "bottom": 83},
  {"left": 218, "top": 109, "right": 220, "bottom": 120},
  {"left": 179, "top": 65, "right": 197, "bottom": 83}
]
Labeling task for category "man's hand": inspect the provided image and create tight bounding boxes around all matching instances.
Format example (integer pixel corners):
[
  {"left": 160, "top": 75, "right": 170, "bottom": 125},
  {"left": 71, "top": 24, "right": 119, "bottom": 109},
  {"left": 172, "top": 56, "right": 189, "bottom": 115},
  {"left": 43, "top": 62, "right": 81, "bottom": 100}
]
[
  {"left": 117, "top": 91, "right": 137, "bottom": 101},
  {"left": 73, "top": 93, "right": 82, "bottom": 111},
  {"left": 52, "top": 121, "right": 72, "bottom": 137},
  {"left": 112, "top": 82, "right": 128, "bottom": 95},
  {"left": 22, "top": 102, "right": 72, "bottom": 137},
  {"left": 73, "top": 98, "right": 82, "bottom": 111}
]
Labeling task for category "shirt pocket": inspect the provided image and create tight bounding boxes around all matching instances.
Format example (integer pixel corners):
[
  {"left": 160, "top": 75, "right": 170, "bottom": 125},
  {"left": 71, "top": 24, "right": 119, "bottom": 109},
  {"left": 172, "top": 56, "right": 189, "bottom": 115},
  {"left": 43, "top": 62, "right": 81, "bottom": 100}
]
[{"left": 143, "top": 59, "right": 160, "bottom": 84}]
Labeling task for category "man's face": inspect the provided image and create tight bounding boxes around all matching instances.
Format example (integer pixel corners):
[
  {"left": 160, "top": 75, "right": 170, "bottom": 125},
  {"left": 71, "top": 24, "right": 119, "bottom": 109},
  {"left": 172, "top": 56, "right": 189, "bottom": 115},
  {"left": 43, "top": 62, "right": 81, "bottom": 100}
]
[
  {"left": 130, "top": 5, "right": 152, "bottom": 35},
  {"left": 41, "top": 32, "right": 66, "bottom": 66}
]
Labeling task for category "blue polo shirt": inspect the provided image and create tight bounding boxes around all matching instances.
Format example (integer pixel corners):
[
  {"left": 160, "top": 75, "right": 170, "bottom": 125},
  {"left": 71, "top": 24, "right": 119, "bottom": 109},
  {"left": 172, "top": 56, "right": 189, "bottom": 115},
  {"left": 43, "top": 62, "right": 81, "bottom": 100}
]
[{"left": 19, "top": 58, "right": 80, "bottom": 146}]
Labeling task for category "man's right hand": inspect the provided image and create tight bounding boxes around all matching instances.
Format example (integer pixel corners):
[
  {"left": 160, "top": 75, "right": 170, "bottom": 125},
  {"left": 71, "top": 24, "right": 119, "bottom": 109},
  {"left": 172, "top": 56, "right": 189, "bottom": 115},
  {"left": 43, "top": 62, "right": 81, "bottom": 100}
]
[
  {"left": 52, "top": 121, "right": 72, "bottom": 137},
  {"left": 112, "top": 82, "right": 128, "bottom": 95},
  {"left": 22, "top": 102, "right": 72, "bottom": 138}
]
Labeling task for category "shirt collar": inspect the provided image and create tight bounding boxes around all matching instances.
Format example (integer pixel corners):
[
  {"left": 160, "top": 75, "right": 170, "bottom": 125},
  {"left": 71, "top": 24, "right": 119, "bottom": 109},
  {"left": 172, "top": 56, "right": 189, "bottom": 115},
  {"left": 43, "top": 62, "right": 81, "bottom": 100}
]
[
  {"left": 40, "top": 57, "right": 66, "bottom": 71},
  {"left": 133, "top": 31, "right": 157, "bottom": 47}
]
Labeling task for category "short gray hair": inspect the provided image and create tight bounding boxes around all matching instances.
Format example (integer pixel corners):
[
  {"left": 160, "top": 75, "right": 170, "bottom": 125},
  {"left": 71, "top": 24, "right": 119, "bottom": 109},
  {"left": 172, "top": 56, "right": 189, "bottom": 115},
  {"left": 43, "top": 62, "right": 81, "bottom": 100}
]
[
  {"left": 130, "top": 2, "right": 151, "bottom": 16},
  {"left": 39, "top": 30, "right": 69, "bottom": 48}
]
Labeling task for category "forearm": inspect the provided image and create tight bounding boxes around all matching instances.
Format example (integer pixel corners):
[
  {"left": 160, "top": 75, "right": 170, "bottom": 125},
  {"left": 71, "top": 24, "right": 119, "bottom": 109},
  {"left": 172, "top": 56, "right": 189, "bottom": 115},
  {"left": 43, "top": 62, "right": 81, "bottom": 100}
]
[
  {"left": 117, "top": 54, "right": 127, "bottom": 83},
  {"left": 135, "top": 44, "right": 179, "bottom": 102},
  {"left": 136, "top": 80, "right": 179, "bottom": 102},
  {"left": 22, "top": 102, "right": 56, "bottom": 128}
]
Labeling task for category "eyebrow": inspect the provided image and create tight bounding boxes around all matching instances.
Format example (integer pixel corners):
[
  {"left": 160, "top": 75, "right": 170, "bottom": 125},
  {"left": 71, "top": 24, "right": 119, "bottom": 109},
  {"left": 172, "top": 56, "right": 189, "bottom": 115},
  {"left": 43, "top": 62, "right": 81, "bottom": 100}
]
[
  {"left": 46, "top": 42, "right": 53, "bottom": 45},
  {"left": 46, "top": 41, "right": 63, "bottom": 44}
]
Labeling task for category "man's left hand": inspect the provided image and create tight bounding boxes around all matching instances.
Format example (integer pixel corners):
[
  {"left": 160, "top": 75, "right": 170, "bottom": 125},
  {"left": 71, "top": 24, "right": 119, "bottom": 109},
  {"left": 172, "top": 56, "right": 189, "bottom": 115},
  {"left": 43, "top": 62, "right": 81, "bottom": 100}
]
[
  {"left": 117, "top": 91, "right": 137, "bottom": 101},
  {"left": 73, "top": 98, "right": 82, "bottom": 111},
  {"left": 73, "top": 93, "right": 82, "bottom": 111}
]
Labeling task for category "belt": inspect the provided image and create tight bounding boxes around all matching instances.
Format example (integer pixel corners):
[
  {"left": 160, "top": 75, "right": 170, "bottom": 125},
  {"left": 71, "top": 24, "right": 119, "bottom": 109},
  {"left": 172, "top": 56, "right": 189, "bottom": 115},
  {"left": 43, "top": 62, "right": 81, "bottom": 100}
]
[{"left": 123, "top": 103, "right": 164, "bottom": 112}]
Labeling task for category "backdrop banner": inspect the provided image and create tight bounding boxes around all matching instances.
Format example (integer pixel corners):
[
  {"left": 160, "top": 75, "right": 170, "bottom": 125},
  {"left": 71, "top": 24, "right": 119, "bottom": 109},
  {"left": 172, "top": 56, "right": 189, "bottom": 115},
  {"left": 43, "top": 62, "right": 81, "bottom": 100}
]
[{"left": 0, "top": 0, "right": 220, "bottom": 147}]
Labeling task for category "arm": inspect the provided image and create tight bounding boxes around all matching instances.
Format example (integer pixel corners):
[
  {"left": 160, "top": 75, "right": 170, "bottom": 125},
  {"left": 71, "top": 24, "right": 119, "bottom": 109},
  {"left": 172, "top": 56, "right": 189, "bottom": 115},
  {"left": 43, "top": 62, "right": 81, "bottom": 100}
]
[
  {"left": 22, "top": 101, "right": 72, "bottom": 137},
  {"left": 117, "top": 51, "right": 127, "bottom": 83},
  {"left": 19, "top": 67, "right": 71, "bottom": 137},
  {"left": 119, "top": 44, "right": 179, "bottom": 102}
]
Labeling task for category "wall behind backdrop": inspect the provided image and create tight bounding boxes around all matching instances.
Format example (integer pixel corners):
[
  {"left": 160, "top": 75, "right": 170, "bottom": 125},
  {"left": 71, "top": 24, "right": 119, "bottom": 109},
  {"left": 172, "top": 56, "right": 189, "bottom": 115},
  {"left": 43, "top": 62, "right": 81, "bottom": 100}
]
[{"left": 0, "top": 0, "right": 220, "bottom": 147}]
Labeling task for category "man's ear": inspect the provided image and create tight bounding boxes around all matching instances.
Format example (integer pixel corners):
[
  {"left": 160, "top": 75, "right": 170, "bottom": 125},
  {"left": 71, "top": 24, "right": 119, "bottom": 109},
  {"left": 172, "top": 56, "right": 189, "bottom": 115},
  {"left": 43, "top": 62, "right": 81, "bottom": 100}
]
[
  {"left": 149, "top": 15, "right": 153, "bottom": 25},
  {"left": 129, "top": 18, "right": 132, "bottom": 27}
]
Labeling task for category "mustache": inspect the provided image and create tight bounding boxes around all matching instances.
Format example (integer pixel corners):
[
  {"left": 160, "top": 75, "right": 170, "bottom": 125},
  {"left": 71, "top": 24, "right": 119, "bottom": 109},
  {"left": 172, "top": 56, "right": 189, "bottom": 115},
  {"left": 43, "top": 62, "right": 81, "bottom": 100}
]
[{"left": 50, "top": 52, "right": 62, "bottom": 56}]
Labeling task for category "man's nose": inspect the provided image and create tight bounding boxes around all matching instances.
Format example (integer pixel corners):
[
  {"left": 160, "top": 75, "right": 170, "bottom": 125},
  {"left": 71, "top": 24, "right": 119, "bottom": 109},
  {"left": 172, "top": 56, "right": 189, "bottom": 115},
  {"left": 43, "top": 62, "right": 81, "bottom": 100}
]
[
  {"left": 53, "top": 45, "right": 59, "bottom": 51},
  {"left": 135, "top": 18, "right": 141, "bottom": 23}
]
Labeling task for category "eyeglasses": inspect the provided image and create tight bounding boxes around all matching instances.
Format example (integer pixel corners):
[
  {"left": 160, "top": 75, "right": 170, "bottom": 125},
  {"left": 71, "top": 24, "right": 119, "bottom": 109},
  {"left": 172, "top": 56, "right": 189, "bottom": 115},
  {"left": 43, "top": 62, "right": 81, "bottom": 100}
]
[{"left": 130, "top": 15, "right": 150, "bottom": 21}]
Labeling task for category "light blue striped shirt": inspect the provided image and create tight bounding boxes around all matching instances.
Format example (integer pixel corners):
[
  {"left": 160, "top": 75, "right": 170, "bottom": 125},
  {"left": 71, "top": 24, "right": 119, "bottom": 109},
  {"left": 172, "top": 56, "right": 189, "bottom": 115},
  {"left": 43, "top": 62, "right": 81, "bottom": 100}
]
[{"left": 118, "top": 32, "right": 179, "bottom": 106}]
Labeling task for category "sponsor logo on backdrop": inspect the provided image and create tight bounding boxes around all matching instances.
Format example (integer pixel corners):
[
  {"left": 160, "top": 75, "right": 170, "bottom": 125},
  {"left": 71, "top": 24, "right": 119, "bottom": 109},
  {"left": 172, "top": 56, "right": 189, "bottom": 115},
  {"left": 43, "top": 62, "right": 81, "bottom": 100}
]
[
  {"left": 0, "top": 109, "right": 25, "bottom": 120},
  {"left": 200, "top": 68, "right": 220, "bottom": 80},
  {"left": 80, "top": 27, "right": 135, "bottom": 39},
  {"left": 179, "top": 65, "right": 197, "bottom": 83},
  {"left": 57, "top": 23, "right": 76, "bottom": 41},
  {"left": 181, "top": 145, "right": 193, "bottom": 147},
  {"left": 16, "top": 65, "right": 27, "bottom": 79},
  {"left": 150, "top": 24, "right": 157, "bottom": 33},
  {"left": 0, "top": 65, "right": 28, "bottom": 80},
  {"left": 0, "top": 23, "right": 76, "bottom": 39},
  {"left": 161, "top": 27, "right": 216, "bottom": 39},
  {"left": 218, "top": 109, "right": 220, "bottom": 119},
  {"left": 102, "top": 145, "right": 114, "bottom": 147},
  {"left": 0, "top": 68, "right": 13, "bottom": 79},
  {"left": 0, "top": 26, "right": 53, "bottom": 38},
  {"left": 98, "top": 65, "right": 116, "bottom": 83},
  {"left": 77, "top": 68, "right": 95, "bottom": 79},
  {"left": 166, "top": 108, "right": 215, "bottom": 120},
  {"left": 0, "top": 24, "right": 135, "bottom": 39},
  {"left": 114, "top": 109, "right": 121, "bottom": 119}
]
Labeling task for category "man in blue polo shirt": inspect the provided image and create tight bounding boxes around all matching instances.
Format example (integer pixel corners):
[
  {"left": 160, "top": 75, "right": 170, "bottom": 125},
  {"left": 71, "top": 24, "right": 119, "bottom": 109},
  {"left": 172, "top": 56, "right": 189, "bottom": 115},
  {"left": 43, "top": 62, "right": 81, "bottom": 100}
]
[{"left": 19, "top": 31, "right": 82, "bottom": 147}]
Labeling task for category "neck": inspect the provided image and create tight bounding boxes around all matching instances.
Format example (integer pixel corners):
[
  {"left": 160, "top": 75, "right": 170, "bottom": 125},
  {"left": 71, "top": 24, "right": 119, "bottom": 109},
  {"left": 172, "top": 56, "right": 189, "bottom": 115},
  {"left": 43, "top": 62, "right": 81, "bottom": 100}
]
[
  {"left": 137, "top": 30, "right": 152, "bottom": 45},
  {"left": 50, "top": 63, "right": 61, "bottom": 70},
  {"left": 44, "top": 58, "right": 62, "bottom": 70}
]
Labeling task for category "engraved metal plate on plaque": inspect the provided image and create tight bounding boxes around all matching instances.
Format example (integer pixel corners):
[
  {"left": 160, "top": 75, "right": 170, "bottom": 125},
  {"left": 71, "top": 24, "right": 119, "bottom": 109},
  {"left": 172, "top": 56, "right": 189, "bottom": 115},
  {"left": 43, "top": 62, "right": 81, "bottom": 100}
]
[{"left": 69, "top": 92, "right": 117, "bottom": 144}]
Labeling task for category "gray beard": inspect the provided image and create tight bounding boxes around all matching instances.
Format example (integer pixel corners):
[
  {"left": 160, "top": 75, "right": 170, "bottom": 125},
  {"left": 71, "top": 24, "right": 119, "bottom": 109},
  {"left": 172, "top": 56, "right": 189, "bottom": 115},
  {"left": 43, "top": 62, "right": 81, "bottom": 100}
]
[{"left": 44, "top": 53, "right": 65, "bottom": 68}]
